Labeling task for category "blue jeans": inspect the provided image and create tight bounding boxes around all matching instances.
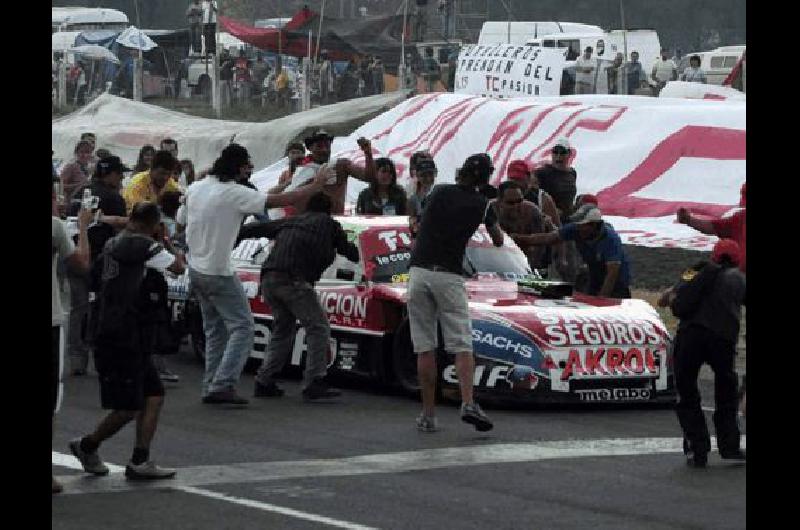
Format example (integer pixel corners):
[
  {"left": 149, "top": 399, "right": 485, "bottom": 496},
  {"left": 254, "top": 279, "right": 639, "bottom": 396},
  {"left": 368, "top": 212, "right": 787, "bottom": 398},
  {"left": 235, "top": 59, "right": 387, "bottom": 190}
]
[{"left": 189, "top": 269, "right": 254, "bottom": 396}]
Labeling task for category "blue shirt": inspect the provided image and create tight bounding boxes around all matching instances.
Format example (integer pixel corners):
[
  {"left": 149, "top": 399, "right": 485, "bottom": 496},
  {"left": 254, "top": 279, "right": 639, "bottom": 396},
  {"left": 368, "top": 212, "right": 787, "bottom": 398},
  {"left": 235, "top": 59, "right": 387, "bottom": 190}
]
[{"left": 559, "top": 222, "right": 631, "bottom": 295}]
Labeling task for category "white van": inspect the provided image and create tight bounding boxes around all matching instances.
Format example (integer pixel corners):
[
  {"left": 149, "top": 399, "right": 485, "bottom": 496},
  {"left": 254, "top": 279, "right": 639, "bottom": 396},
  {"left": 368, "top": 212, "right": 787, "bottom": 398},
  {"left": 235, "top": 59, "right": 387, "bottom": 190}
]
[
  {"left": 478, "top": 21, "right": 602, "bottom": 45},
  {"left": 52, "top": 7, "right": 129, "bottom": 33},
  {"left": 677, "top": 46, "right": 745, "bottom": 85},
  {"left": 527, "top": 30, "right": 662, "bottom": 75}
]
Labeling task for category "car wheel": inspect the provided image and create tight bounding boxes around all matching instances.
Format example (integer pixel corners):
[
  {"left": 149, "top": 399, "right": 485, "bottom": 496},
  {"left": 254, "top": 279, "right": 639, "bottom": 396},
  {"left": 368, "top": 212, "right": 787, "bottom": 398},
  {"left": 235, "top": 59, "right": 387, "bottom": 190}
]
[{"left": 392, "top": 319, "right": 419, "bottom": 394}]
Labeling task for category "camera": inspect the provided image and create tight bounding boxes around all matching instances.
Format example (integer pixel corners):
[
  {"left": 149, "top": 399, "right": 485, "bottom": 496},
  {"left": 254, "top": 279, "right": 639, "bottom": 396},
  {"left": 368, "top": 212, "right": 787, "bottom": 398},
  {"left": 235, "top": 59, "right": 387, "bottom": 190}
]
[{"left": 81, "top": 188, "right": 100, "bottom": 210}]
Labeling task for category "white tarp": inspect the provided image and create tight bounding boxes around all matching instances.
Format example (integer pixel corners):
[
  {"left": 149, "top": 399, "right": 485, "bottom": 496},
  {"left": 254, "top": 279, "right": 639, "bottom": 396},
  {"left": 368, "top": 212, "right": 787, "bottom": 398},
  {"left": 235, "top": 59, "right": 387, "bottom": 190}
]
[
  {"left": 659, "top": 81, "right": 746, "bottom": 101},
  {"left": 52, "top": 91, "right": 412, "bottom": 175},
  {"left": 252, "top": 93, "right": 745, "bottom": 251},
  {"left": 455, "top": 44, "right": 566, "bottom": 98}
]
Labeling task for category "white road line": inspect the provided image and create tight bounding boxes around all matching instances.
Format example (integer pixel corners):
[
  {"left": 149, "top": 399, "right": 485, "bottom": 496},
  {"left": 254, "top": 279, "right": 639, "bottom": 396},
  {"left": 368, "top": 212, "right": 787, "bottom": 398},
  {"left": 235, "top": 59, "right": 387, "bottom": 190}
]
[
  {"left": 53, "top": 451, "right": 378, "bottom": 529},
  {"left": 178, "top": 485, "right": 377, "bottom": 530}
]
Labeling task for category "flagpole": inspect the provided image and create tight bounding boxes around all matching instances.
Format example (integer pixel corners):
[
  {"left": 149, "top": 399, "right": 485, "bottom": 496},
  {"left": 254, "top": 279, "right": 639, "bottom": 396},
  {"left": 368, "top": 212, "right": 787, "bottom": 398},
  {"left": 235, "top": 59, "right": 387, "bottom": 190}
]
[
  {"left": 399, "top": 0, "right": 408, "bottom": 90},
  {"left": 315, "top": 0, "right": 326, "bottom": 65}
]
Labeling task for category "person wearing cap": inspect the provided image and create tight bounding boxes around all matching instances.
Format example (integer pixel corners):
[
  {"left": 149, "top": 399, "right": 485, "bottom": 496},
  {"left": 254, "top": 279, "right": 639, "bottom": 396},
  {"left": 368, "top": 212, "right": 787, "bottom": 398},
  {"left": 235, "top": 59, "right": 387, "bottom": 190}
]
[
  {"left": 64, "top": 156, "right": 131, "bottom": 376},
  {"left": 521, "top": 204, "right": 632, "bottom": 298},
  {"left": 291, "top": 130, "right": 376, "bottom": 215},
  {"left": 491, "top": 180, "right": 556, "bottom": 272},
  {"left": 506, "top": 159, "right": 561, "bottom": 227},
  {"left": 407, "top": 156, "right": 437, "bottom": 236},
  {"left": 178, "top": 144, "right": 328, "bottom": 406},
  {"left": 408, "top": 153, "right": 504, "bottom": 433},
  {"left": 657, "top": 239, "right": 746, "bottom": 467},
  {"left": 534, "top": 138, "right": 580, "bottom": 282}
]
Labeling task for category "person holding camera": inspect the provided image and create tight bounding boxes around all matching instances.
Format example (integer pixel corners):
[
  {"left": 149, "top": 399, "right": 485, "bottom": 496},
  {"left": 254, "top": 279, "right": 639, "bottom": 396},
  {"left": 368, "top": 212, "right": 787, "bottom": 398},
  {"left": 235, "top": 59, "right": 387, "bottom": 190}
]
[{"left": 408, "top": 153, "right": 504, "bottom": 433}]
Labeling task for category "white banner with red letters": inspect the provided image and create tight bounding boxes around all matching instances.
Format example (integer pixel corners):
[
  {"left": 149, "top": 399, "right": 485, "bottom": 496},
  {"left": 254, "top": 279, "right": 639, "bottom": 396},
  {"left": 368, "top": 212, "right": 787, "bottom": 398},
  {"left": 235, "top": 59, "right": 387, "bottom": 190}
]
[
  {"left": 251, "top": 93, "right": 745, "bottom": 251},
  {"left": 454, "top": 44, "right": 566, "bottom": 98}
]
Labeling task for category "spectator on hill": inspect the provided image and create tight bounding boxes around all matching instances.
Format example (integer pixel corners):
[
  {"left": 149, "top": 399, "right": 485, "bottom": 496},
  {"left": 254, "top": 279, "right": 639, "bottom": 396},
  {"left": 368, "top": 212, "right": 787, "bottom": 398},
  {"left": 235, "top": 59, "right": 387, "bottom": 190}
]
[
  {"left": 186, "top": 0, "right": 203, "bottom": 54},
  {"left": 681, "top": 55, "right": 707, "bottom": 83},
  {"left": 575, "top": 47, "right": 597, "bottom": 94},
  {"left": 134, "top": 145, "right": 156, "bottom": 173},
  {"left": 624, "top": 51, "right": 647, "bottom": 95},
  {"left": 651, "top": 48, "right": 678, "bottom": 95}
]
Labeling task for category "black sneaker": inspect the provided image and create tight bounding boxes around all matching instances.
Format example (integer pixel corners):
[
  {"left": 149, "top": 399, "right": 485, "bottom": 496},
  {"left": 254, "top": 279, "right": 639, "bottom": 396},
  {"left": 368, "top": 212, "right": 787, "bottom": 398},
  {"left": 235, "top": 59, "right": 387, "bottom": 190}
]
[
  {"left": 254, "top": 381, "right": 285, "bottom": 398},
  {"left": 686, "top": 451, "right": 708, "bottom": 468},
  {"left": 202, "top": 390, "right": 249, "bottom": 405},
  {"left": 302, "top": 379, "right": 341, "bottom": 401},
  {"left": 460, "top": 402, "right": 494, "bottom": 432},
  {"left": 720, "top": 448, "right": 746, "bottom": 462}
]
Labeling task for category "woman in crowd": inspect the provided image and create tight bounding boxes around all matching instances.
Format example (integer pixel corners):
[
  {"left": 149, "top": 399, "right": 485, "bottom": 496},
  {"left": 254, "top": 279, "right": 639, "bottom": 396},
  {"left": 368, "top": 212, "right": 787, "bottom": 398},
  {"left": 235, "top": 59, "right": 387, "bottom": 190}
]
[
  {"left": 355, "top": 157, "right": 407, "bottom": 215},
  {"left": 133, "top": 144, "right": 157, "bottom": 173},
  {"left": 681, "top": 55, "right": 707, "bottom": 84},
  {"left": 180, "top": 159, "right": 197, "bottom": 186},
  {"left": 59, "top": 140, "right": 95, "bottom": 213},
  {"left": 407, "top": 157, "right": 437, "bottom": 236}
]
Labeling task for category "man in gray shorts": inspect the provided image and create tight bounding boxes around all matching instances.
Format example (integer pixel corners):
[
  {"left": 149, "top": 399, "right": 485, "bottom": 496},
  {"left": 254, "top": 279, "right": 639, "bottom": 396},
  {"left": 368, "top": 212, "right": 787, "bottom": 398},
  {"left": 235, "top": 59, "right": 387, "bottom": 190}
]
[{"left": 407, "top": 153, "right": 504, "bottom": 432}]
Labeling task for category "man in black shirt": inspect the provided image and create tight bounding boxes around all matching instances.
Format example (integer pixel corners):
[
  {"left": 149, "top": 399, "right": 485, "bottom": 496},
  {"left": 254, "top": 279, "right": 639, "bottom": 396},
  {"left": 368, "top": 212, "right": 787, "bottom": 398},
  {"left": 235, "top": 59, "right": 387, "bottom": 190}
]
[
  {"left": 534, "top": 138, "right": 579, "bottom": 282},
  {"left": 66, "top": 156, "right": 130, "bottom": 375},
  {"left": 408, "top": 153, "right": 503, "bottom": 433},
  {"left": 238, "top": 192, "right": 359, "bottom": 400},
  {"left": 658, "top": 239, "right": 746, "bottom": 467}
]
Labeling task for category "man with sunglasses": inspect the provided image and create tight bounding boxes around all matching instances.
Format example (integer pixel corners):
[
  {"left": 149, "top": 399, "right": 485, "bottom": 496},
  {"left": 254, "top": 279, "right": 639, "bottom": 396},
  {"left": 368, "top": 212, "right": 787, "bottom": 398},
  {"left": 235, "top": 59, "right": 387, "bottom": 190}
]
[
  {"left": 491, "top": 180, "right": 555, "bottom": 272},
  {"left": 408, "top": 153, "right": 504, "bottom": 433},
  {"left": 534, "top": 138, "right": 579, "bottom": 282}
]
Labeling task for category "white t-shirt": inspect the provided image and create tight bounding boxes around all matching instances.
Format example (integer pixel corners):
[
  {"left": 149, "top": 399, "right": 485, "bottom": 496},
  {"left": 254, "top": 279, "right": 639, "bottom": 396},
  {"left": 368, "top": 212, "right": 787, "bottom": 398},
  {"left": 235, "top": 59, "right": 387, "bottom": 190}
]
[
  {"left": 202, "top": 0, "right": 217, "bottom": 24},
  {"left": 146, "top": 248, "right": 176, "bottom": 272},
  {"left": 52, "top": 217, "right": 75, "bottom": 327},
  {"left": 575, "top": 56, "right": 596, "bottom": 85},
  {"left": 182, "top": 176, "right": 267, "bottom": 275}
]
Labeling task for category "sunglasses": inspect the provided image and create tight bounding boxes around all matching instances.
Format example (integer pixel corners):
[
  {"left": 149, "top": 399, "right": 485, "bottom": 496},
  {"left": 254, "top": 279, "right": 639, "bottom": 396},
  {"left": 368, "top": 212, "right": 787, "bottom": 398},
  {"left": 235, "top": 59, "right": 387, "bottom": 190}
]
[
  {"left": 552, "top": 148, "right": 569, "bottom": 155},
  {"left": 504, "top": 198, "right": 523, "bottom": 205}
]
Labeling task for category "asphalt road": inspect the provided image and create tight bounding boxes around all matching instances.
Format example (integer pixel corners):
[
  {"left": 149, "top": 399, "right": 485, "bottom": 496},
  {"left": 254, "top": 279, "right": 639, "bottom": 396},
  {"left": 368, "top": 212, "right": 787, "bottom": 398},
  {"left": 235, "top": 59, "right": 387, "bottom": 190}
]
[{"left": 53, "top": 349, "right": 746, "bottom": 530}]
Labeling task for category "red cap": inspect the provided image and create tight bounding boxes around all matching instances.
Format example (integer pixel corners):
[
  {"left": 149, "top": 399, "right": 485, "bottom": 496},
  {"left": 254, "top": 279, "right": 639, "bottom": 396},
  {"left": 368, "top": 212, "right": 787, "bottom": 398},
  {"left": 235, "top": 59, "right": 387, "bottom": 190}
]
[
  {"left": 507, "top": 160, "right": 530, "bottom": 181},
  {"left": 579, "top": 194, "right": 599, "bottom": 206},
  {"left": 711, "top": 238, "right": 741, "bottom": 266},
  {"left": 740, "top": 182, "right": 746, "bottom": 207}
]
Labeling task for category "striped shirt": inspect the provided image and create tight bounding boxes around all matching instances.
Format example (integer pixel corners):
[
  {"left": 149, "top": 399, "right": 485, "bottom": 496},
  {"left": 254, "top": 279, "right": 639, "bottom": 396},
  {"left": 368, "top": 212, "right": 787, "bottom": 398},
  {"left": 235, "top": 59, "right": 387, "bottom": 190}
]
[{"left": 239, "top": 212, "right": 359, "bottom": 284}]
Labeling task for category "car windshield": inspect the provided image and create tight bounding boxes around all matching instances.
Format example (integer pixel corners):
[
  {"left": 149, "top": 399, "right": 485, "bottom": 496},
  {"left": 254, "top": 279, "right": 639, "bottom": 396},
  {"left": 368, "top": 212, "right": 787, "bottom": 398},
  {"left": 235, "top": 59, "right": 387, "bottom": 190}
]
[{"left": 463, "top": 231, "right": 533, "bottom": 280}]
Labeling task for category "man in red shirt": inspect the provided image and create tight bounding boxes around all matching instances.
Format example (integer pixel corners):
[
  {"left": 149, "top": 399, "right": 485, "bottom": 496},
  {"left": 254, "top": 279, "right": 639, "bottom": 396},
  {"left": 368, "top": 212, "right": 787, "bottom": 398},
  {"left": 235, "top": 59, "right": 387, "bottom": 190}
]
[{"left": 677, "top": 182, "right": 746, "bottom": 273}]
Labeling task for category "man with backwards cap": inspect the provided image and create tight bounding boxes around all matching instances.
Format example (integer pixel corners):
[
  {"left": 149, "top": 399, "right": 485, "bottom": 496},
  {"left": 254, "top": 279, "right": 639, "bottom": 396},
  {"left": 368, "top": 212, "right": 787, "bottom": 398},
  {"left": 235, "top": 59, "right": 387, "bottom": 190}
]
[
  {"left": 657, "top": 239, "right": 747, "bottom": 467},
  {"left": 288, "top": 129, "right": 376, "bottom": 215},
  {"left": 408, "top": 153, "right": 504, "bottom": 433},
  {"left": 519, "top": 203, "right": 632, "bottom": 299}
]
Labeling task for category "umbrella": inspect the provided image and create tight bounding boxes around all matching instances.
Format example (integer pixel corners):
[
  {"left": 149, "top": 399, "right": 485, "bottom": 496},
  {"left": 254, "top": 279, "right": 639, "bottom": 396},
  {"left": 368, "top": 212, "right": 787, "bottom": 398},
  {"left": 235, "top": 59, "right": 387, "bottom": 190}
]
[
  {"left": 116, "top": 26, "right": 158, "bottom": 51},
  {"left": 69, "top": 44, "right": 120, "bottom": 64}
]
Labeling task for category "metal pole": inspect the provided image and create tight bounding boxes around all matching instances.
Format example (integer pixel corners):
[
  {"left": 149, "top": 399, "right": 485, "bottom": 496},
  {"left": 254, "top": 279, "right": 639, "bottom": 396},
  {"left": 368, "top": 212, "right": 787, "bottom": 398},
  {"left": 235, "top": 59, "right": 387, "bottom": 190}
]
[
  {"left": 315, "top": 0, "right": 326, "bottom": 65},
  {"left": 133, "top": 0, "right": 144, "bottom": 101},
  {"left": 213, "top": 3, "right": 221, "bottom": 118},
  {"left": 399, "top": 0, "right": 408, "bottom": 90},
  {"left": 620, "top": 0, "right": 628, "bottom": 95}
]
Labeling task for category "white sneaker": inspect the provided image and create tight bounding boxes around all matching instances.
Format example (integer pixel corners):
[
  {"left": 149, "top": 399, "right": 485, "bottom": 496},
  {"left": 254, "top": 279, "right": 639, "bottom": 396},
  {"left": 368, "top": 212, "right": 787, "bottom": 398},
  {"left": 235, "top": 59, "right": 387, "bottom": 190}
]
[
  {"left": 69, "top": 439, "right": 109, "bottom": 476},
  {"left": 125, "top": 460, "right": 177, "bottom": 480}
]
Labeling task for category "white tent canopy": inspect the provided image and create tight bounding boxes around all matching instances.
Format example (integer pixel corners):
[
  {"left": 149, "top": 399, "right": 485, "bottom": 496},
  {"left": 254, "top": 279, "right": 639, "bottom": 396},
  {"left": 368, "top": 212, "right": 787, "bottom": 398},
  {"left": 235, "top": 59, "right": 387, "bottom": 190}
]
[{"left": 52, "top": 91, "right": 411, "bottom": 176}]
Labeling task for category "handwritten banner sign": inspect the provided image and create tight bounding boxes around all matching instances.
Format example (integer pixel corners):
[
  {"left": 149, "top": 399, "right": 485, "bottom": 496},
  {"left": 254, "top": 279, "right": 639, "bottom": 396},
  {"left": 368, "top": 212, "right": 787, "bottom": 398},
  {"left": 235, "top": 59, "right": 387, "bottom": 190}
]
[{"left": 454, "top": 44, "right": 566, "bottom": 98}]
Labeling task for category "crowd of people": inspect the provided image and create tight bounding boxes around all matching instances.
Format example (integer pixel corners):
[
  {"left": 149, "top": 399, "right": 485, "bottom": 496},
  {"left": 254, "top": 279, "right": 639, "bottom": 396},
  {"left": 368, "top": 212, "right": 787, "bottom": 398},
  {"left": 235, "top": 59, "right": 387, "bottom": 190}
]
[
  {"left": 52, "top": 127, "right": 746, "bottom": 492},
  {"left": 566, "top": 47, "right": 708, "bottom": 96}
]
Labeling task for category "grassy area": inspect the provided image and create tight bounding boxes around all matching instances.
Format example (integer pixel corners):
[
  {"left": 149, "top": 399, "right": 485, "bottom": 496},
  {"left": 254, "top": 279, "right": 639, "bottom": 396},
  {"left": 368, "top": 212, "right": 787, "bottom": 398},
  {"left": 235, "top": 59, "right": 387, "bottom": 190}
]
[{"left": 632, "top": 288, "right": 678, "bottom": 335}]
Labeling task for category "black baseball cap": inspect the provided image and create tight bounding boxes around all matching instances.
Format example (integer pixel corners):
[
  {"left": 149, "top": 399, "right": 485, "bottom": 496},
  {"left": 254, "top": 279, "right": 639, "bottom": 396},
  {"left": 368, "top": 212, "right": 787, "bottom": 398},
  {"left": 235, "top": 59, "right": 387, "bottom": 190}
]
[
  {"left": 416, "top": 158, "right": 437, "bottom": 174},
  {"left": 461, "top": 153, "right": 494, "bottom": 176},
  {"left": 96, "top": 156, "right": 130, "bottom": 175},
  {"left": 304, "top": 129, "right": 335, "bottom": 149}
]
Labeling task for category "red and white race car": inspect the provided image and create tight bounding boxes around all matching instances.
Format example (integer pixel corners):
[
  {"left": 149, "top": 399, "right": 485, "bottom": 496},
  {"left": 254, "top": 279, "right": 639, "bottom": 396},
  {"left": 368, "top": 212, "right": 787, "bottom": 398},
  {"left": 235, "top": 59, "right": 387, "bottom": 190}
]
[{"left": 174, "top": 216, "right": 675, "bottom": 404}]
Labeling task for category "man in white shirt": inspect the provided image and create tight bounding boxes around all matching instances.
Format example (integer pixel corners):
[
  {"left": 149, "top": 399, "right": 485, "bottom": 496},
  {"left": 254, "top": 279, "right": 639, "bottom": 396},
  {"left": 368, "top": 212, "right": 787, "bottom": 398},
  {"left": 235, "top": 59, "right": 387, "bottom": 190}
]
[
  {"left": 651, "top": 48, "right": 678, "bottom": 95},
  {"left": 574, "top": 46, "right": 597, "bottom": 94},
  {"left": 178, "top": 143, "right": 326, "bottom": 405}
]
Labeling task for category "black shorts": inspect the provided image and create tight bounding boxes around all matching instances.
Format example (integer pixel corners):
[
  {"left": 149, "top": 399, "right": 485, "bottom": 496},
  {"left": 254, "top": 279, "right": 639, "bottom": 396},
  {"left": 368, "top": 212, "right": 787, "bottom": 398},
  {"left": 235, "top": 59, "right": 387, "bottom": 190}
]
[
  {"left": 52, "top": 326, "right": 61, "bottom": 415},
  {"left": 95, "top": 349, "right": 164, "bottom": 411}
]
